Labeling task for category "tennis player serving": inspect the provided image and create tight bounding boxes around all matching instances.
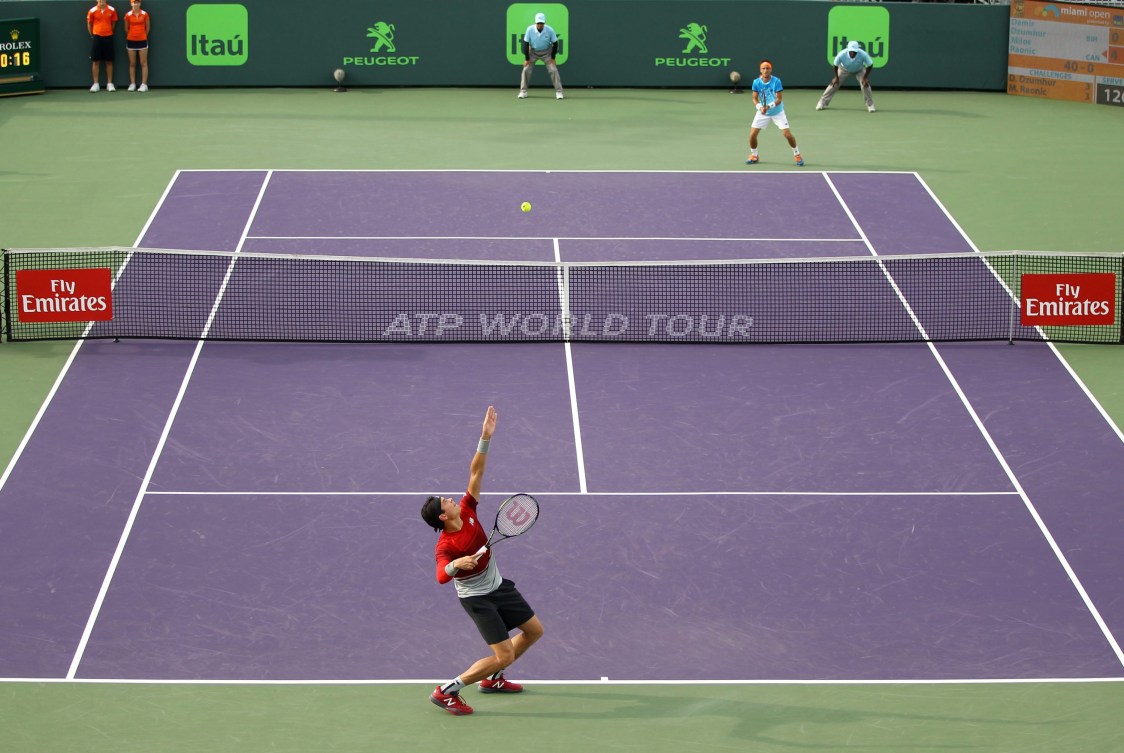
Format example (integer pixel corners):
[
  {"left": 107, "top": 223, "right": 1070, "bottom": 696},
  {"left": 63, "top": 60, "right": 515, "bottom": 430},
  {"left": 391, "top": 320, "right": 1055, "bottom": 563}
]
[{"left": 420, "top": 406, "right": 544, "bottom": 716}]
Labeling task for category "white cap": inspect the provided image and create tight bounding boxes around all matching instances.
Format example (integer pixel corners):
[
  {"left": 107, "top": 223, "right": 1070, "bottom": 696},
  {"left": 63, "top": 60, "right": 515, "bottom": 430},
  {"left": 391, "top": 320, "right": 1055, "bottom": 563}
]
[
  {"left": 846, "top": 40, "right": 861, "bottom": 50},
  {"left": 535, "top": 13, "right": 546, "bottom": 23}
]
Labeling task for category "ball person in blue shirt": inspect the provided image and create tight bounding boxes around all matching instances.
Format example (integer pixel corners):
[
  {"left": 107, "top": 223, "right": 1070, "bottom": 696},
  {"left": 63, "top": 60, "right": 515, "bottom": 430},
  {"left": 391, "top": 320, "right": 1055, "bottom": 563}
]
[
  {"left": 816, "top": 40, "right": 875, "bottom": 112},
  {"left": 518, "top": 12, "right": 564, "bottom": 100},
  {"left": 748, "top": 60, "right": 804, "bottom": 166}
]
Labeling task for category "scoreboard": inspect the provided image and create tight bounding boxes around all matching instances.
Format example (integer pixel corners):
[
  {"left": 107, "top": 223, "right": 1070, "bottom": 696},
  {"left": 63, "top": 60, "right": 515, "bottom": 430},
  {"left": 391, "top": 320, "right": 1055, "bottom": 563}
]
[
  {"left": 0, "top": 17, "right": 44, "bottom": 97},
  {"left": 1008, "top": 0, "right": 1124, "bottom": 106}
]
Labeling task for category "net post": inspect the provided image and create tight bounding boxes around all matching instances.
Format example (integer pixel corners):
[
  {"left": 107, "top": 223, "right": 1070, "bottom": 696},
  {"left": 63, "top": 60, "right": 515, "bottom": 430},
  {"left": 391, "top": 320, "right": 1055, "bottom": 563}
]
[
  {"left": 1119, "top": 253, "right": 1124, "bottom": 345},
  {"left": 1008, "top": 252, "right": 1018, "bottom": 345},
  {"left": 1, "top": 249, "right": 9, "bottom": 343},
  {"left": 560, "top": 262, "right": 572, "bottom": 342}
]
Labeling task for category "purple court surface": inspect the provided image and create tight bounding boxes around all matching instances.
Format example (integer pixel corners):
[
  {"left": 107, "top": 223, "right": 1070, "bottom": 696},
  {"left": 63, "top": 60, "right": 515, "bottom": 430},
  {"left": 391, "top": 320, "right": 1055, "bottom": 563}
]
[{"left": 1, "top": 170, "right": 1122, "bottom": 683}]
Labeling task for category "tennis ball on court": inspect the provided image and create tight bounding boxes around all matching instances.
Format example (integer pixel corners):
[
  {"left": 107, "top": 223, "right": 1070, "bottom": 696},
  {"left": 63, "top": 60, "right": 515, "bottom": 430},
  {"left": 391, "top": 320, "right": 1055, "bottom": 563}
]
[{"left": 521, "top": 201, "right": 532, "bottom": 213}]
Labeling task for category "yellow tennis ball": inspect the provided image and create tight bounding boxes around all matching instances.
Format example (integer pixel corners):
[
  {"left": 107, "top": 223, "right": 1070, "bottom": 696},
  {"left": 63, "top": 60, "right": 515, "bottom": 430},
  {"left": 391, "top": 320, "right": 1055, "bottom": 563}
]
[{"left": 520, "top": 201, "right": 532, "bottom": 213}]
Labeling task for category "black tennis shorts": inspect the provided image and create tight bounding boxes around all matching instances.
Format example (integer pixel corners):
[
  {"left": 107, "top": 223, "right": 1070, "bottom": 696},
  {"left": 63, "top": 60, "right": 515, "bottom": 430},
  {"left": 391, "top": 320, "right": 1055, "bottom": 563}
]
[
  {"left": 459, "top": 578, "right": 536, "bottom": 646},
  {"left": 90, "top": 35, "right": 115, "bottom": 62}
]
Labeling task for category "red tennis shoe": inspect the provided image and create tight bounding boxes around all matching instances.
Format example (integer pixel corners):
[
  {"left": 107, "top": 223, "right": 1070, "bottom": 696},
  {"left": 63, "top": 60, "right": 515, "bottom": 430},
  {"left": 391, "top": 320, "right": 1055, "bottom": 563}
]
[
  {"left": 431, "top": 687, "right": 474, "bottom": 715},
  {"left": 479, "top": 675, "right": 523, "bottom": 693}
]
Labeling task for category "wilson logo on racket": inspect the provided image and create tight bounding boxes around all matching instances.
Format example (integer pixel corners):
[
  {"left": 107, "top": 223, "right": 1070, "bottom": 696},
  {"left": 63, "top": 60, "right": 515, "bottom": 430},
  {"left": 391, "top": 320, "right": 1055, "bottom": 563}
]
[
  {"left": 474, "top": 494, "right": 540, "bottom": 557},
  {"left": 503, "top": 503, "right": 533, "bottom": 527}
]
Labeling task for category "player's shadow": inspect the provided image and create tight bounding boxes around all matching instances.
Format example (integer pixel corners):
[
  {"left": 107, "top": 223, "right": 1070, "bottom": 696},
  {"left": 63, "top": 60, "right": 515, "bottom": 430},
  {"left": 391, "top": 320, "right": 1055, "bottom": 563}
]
[
  {"left": 0, "top": 340, "right": 80, "bottom": 359},
  {"left": 876, "top": 107, "right": 986, "bottom": 119},
  {"left": 195, "top": 342, "right": 433, "bottom": 365},
  {"left": 826, "top": 163, "right": 964, "bottom": 175},
  {"left": 481, "top": 686, "right": 1049, "bottom": 748}
]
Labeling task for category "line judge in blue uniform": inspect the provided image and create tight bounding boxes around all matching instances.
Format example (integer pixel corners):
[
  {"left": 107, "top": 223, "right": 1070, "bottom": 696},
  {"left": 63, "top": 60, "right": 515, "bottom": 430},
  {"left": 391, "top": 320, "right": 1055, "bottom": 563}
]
[
  {"left": 816, "top": 40, "right": 876, "bottom": 112},
  {"left": 518, "top": 12, "right": 564, "bottom": 100}
]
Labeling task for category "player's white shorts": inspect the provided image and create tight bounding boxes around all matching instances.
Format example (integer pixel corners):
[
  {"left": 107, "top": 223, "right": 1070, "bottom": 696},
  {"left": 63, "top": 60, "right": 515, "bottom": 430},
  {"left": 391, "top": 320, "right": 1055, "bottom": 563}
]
[{"left": 751, "top": 108, "right": 791, "bottom": 130}]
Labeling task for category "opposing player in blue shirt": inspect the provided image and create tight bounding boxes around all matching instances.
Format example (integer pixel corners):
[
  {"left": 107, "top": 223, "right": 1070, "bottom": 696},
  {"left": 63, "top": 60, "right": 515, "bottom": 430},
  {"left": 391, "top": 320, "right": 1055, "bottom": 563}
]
[
  {"left": 518, "top": 12, "right": 564, "bottom": 99},
  {"left": 747, "top": 60, "right": 804, "bottom": 167},
  {"left": 816, "top": 40, "right": 876, "bottom": 112}
]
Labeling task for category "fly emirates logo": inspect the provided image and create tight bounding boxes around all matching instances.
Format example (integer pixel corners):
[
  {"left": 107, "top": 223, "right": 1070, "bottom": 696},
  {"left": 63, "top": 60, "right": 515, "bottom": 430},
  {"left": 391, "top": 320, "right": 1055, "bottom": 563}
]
[
  {"left": 16, "top": 268, "right": 114, "bottom": 322},
  {"left": 1020, "top": 273, "right": 1116, "bottom": 326}
]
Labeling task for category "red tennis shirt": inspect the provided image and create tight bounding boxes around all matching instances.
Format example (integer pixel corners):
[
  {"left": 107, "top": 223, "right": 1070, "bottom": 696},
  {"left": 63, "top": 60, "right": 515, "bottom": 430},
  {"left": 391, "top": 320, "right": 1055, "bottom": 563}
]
[{"left": 434, "top": 493, "right": 492, "bottom": 584}]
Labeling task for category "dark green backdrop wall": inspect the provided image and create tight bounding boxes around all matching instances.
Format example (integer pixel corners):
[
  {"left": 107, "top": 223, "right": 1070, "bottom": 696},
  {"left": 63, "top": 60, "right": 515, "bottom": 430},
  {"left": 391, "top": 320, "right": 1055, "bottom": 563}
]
[{"left": 7, "top": 0, "right": 1009, "bottom": 89}]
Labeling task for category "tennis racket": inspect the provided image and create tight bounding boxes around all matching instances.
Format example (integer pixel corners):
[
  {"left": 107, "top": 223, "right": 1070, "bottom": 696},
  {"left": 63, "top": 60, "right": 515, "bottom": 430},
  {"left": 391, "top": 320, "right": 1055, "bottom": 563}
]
[{"left": 474, "top": 493, "right": 540, "bottom": 557}]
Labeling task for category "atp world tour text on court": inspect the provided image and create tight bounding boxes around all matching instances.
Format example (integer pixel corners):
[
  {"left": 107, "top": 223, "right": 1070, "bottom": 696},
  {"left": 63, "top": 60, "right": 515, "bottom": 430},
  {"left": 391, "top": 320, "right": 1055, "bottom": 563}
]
[{"left": 381, "top": 312, "right": 756, "bottom": 339}]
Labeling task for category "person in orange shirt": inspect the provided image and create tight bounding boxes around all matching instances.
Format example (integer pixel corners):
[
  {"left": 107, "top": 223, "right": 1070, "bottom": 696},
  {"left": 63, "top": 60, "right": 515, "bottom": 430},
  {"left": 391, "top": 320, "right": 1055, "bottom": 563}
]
[
  {"left": 123, "top": 0, "right": 151, "bottom": 92},
  {"left": 87, "top": 0, "right": 118, "bottom": 92}
]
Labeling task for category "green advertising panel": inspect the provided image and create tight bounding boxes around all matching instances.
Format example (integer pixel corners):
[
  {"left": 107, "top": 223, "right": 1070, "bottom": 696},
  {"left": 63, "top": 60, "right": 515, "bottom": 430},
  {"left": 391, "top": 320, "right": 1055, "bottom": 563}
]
[
  {"left": 652, "top": 20, "right": 734, "bottom": 71},
  {"left": 11, "top": 0, "right": 1009, "bottom": 90},
  {"left": 339, "top": 18, "right": 425, "bottom": 71},
  {"left": 185, "top": 4, "right": 249, "bottom": 67},
  {"left": 506, "top": 4, "right": 569, "bottom": 66},
  {"left": 826, "top": 5, "right": 889, "bottom": 67}
]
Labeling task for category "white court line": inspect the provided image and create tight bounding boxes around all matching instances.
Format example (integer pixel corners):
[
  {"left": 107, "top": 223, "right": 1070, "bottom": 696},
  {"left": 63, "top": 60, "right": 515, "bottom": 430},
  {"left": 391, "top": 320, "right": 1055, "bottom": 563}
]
[
  {"left": 66, "top": 171, "right": 276, "bottom": 680},
  {"left": 175, "top": 168, "right": 919, "bottom": 175},
  {"left": 554, "top": 237, "right": 589, "bottom": 494},
  {"left": 823, "top": 172, "right": 1124, "bottom": 671},
  {"left": 0, "top": 345, "right": 89, "bottom": 498},
  {"left": 0, "top": 171, "right": 184, "bottom": 497},
  {"left": 1, "top": 675, "right": 1121, "bottom": 685},
  {"left": 246, "top": 235, "right": 865, "bottom": 242},
  {"left": 142, "top": 490, "right": 1021, "bottom": 497},
  {"left": 910, "top": 174, "right": 1124, "bottom": 447}
]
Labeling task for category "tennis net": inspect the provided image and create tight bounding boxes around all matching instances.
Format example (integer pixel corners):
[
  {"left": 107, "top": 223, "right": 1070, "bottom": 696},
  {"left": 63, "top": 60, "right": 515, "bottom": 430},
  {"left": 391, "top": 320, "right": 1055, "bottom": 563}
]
[{"left": 2, "top": 247, "right": 1121, "bottom": 344}]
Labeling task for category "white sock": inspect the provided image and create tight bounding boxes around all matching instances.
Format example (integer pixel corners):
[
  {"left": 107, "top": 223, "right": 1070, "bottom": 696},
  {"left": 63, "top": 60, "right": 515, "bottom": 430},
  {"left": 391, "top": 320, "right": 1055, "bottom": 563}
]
[
  {"left": 440, "top": 676, "right": 466, "bottom": 695},
  {"left": 793, "top": 147, "right": 801, "bottom": 155}
]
